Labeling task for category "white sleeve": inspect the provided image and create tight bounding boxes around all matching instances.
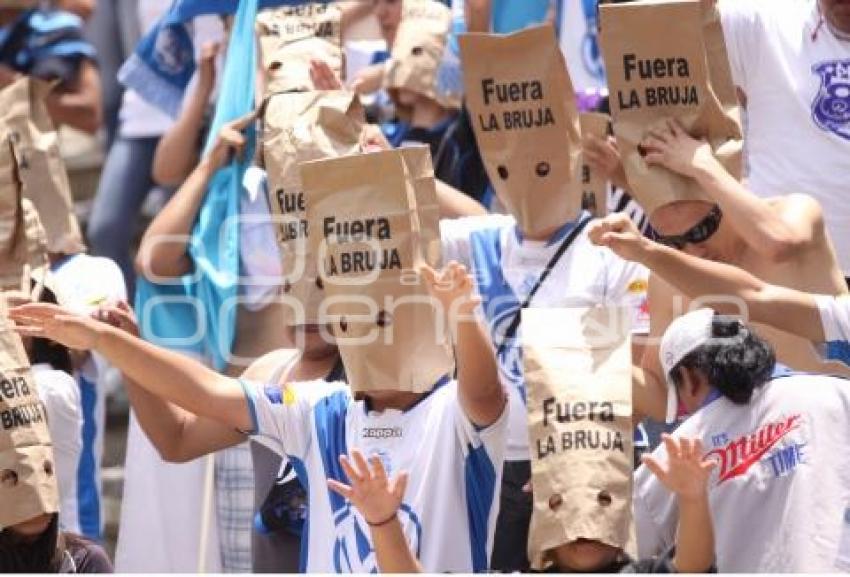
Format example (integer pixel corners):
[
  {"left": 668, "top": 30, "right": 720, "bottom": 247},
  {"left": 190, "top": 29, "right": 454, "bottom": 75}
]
[
  {"left": 450, "top": 383, "right": 509, "bottom": 470},
  {"left": 718, "top": 0, "right": 768, "bottom": 93},
  {"left": 815, "top": 295, "right": 850, "bottom": 344},
  {"left": 602, "top": 249, "right": 650, "bottom": 335},
  {"left": 239, "top": 378, "right": 349, "bottom": 460},
  {"left": 633, "top": 461, "right": 678, "bottom": 559},
  {"left": 439, "top": 214, "right": 515, "bottom": 268}
]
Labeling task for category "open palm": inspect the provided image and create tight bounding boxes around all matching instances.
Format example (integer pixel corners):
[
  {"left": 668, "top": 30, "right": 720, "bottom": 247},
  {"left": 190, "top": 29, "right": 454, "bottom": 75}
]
[
  {"left": 328, "top": 450, "right": 408, "bottom": 526},
  {"left": 9, "top": 303, "right": 102, "bottom": 350},
  {"left": 642, "top": 434, "right": 717, "bottom": 502}
]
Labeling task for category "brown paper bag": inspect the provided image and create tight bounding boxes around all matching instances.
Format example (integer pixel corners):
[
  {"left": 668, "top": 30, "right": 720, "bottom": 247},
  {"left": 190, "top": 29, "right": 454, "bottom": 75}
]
[
  {"left": 579, "top": 112, "right": 611, "bottom": 218},
  {"left": 257, "top": 3, "right": 343, "bottom": 95},
  {"left": 599, "top": 0, "right": 743, "bottom": 216},
  {"left": 460, "top": 25, "right": 582, "bottom": 238},
  {"left": 0, "top": 295, "right": 58, "bottom": 528},
  {"left": 384, "top": 0, "right": 459, "bottom": 116},
  {"left": 262, "top": 90, "right": 365, "bottom": 325},
  {"left": 398, "top": 145, "right": 441, "bottom": 268},
  {"left": 301, "top": 149, "right": 454, "bottom": 393},
  {"left": 0, "top": 77, "right": 84, "bottom": 255},
  {"left": 523, "top": 307, "right": 634, "bottom": 570}
]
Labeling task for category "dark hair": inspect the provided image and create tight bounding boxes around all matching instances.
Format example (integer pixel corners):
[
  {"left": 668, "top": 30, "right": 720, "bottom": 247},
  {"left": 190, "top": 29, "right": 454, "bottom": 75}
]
[
  {"left": 671, "top": 316, "right": 776, "bottom": 405},
  {"left": 29, "top": 285, "right": 73, "bottom": 375},
  {"left": 0, "top": 513, "right": 63, "bottom": 572}
]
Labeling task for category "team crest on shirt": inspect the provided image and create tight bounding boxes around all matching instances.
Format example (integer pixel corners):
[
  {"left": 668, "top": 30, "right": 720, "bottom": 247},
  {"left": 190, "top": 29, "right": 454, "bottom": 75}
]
[
  {"left": 332, "top": 502, "right": 422, "bottom": 573},
  {"left": 811, "top": 59, "right": 850, "bottom": 141},
  {"left": 705, "top": 414, "right": 803, "bottom": 484}
]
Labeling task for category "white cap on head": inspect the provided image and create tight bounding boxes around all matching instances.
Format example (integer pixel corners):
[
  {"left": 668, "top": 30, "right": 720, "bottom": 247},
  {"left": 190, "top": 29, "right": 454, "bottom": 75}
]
[{"left": 659, "top": 308, "right": 715, "bottom": 423}]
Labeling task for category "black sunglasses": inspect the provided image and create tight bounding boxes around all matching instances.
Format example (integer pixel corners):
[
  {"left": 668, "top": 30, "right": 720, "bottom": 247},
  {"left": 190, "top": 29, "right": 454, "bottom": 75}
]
[{"left": 653, "top": 205, "right": 723, "bottom": 250}]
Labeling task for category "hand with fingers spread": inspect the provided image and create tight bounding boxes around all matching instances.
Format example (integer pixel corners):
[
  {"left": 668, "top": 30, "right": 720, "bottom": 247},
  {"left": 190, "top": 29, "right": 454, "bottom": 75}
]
[
  {"left": 642, "top": 434, "right": 716, "bottom": 503},
  {"left": 583, "top": 134, "right": 629, "bottom": 191},
  {"left": 10, "top": 303, "right": 104, "bottom": 350},
  {"left": 420, "top": 261, "right": 482, "bottom": 323},
  {"left": 203, "top": 112, "right": 255, "bottom": 172},
  {"left": 327, "top": 450, "right": 409, "bottom": 527},
  {"left": 641, "top": 118, "right": 718, "bottom": 179},
  {"left": 309, "top": 58, "right": 344, "bottom": 91},
  {"left": 587, "top": 213, "right": 651, "bottom": 264}
]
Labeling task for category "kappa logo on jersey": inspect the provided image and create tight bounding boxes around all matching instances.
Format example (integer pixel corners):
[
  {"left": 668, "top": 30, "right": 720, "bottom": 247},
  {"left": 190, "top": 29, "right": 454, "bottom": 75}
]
[
  {"left": 811, "top": 59, "right": 850, "bottom": 141},
  {"left": 332, "top": 502, "right": 422, "bottom": 573},
  {"left": 705, "top": 414, "right": 801, "bottom": 484},
  {"left": 363, "top": 426, "right": 403, "bottom": 440}
]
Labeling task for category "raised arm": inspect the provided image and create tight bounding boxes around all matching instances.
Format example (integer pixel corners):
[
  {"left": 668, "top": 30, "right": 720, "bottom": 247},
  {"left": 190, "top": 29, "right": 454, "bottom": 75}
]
[
  {"left": 95, "top": 302, "right": 245, "bottom": 462},
  {"left": 136, "top": 113, "right": 254, "bottom": 279},
  {"left": 328, "top": 450, "right": 422, "bottom": 573},
  {"left": 10, "top": 303, "right": 253, "bottom": 432},
  {"left": 423, "top": 262, "right": 506, "bottom": 428},
  {"left": 152, "top": 42, "right": 218, "bottom": 187},
  {"left": 642, "top": 119, "right": 820, "bottom": 263},
  {"left": 642, "top": 435, "right": 716, "bottom": 573},
  {"left": 589, "top": 213, "right": 826, "bottom": 342}
]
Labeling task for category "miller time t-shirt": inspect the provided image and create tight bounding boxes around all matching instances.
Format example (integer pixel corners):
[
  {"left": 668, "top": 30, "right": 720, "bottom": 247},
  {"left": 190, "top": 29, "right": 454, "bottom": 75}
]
[
  {"left": 634, "top": 371, "right": 850, "bottom": 572},
  {"left": 720, "top": 0, "right": 850, "bottom": 273},
  {"left": 240, "top": 378, "right": 507, "bottom": 573},
  {"left": 440, "top": 213, "right": 649, "bottom": 461}
]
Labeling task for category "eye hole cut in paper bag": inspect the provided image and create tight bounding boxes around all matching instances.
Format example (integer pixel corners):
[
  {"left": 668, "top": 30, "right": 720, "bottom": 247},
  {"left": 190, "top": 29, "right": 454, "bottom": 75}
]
[
  {"left": 0, "top": 295, "right": 58, "bottom": 529},
  {"left": 0, "top": 77, "right": 84, "bottom": 255},
  {"left": 300, "top": 148, "right": 453, "bottom": 393},
  {"left": 460, "top": 25, "right": 582, "bottom": 238},
  {"left": 257, "top": 2, "right": 343, "bottom": 95},
  {"left": 262, "top": 90, "right": 365, "bottom": 326},
  {"left": 523, "top": 306, "right": 634, "bottom": 571},
  {"left": 599, "top": 0, "right": 742, "bottom": 216},
  {"left": 578, "top": 112, "right": 612, "bottom": 218}
]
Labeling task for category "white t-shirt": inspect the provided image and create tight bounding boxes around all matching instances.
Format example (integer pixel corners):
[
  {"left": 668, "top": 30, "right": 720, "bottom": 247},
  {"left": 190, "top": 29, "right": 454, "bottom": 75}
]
[
  {"left": 440, "top": 213, "right": 649, "bottom": 461},
  {"left": 240, "top": 166, "right": 283, "bottom": 310},
  {"left": 720, "top": 0, "right": 850, "bottom": 273},
  {"left": 32, "top": 364, "right": 82, "bottom": 535},
  {"left": 817, "top": 293, "right": 850, "bottom": 343},
  {"left": 241, "top": 378, "right": 508, "bottom": 573},
  {"left": 634, "top": 371, "right": 850, "bottom": 572}
]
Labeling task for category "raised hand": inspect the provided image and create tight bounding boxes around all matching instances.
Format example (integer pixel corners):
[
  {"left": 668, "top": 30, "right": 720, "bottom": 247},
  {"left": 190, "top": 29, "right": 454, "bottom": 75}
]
[
  {"left": 642, "top": 434, "right": 717, "bottom": 503},
  {"left": 328, "top": 450, "right": 409, "bottom": 526},
  {"left": 204, "top": 112, "right": 256, "bottom": 171},
  {"left": 587, "top": 213, "right": 650, "bottom": 263},
  {"left": 92, "top": 301, "right": 139, "bottom": 338},
  {"left": 583, "top": 134, "right": 629, "bottom": 191},
  {"left": 421, "top": 261, "right": 481, "bottom": 322},
  {"left": 9, "top": 303, "right": 104, "bottom": 350},
  {"left": 309, "top": 58, "right": 344, "bottom": 91},
  {"left": 197, "top": 41, "right": 220, "bottom": 97},
  {"left": 641, "top": 118, "right": 718, "bottom": 179}
]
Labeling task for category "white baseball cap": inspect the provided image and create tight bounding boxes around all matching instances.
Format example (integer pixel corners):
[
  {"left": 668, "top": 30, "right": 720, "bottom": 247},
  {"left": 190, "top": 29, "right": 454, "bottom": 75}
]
[{"left": 659, "top": 308, "right": 715, "bottom": 423}]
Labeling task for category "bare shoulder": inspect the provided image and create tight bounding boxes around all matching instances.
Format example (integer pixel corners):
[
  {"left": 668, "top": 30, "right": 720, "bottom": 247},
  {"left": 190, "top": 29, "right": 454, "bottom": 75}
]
[
  {"left": 240, "top": 348, "right": 299, "bottom": 382},
  {"left": 773, "top": 193, "right": 825, "bottom": 228}
]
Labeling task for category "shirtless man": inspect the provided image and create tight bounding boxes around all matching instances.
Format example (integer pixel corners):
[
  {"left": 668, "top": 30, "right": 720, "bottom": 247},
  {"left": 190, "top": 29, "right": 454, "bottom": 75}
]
[{"left": 636, "top": 119, "right": 849, "bottom": 420}]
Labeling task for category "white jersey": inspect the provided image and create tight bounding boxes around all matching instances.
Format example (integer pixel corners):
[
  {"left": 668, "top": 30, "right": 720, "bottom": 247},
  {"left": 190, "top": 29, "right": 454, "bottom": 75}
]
[
  {"left": 241, "top": 378, "right": 507, "bottom": 573},
  {"left": 720, "top": 0, "right": 850, "bottom": 273},
  {"left": 817, "top": 294, "right": 850, "bottom": 343},
  {"left": 32, "top": 365, "right": 82, "bottom": 535},
  {"left": 440, "top": 213, "right": 649, "bottom": 461},
  {"left": 634, "top": 370, "right": 850, "bottom": 572}
]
